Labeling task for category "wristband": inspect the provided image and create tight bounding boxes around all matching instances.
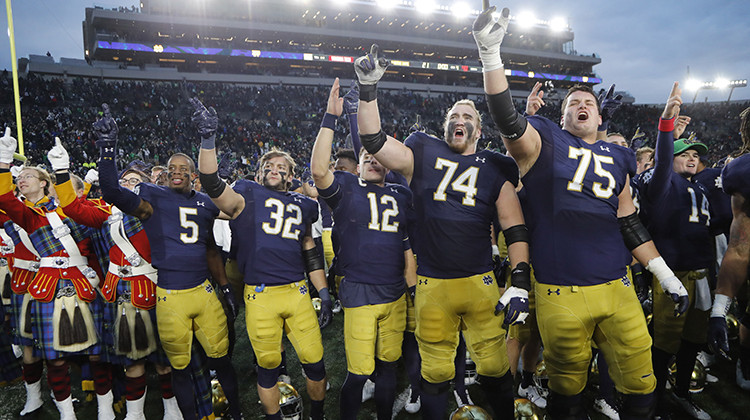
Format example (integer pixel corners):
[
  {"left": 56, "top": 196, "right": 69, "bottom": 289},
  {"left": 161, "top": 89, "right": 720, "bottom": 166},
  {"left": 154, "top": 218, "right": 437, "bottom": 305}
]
[
  {"left": 201, "top": 135, "right": 216, "bottom": 150},
  {"left": 358, "top": 83, "right": 378, "bottom": 102},
  {"left": 55, "top": 171, "right": 70, "bottom": 184},
  {"left": 658, "top": 117, "right": 675, "bottom": 132},
  {"left": 711, "top": 293, "right": 732, "bottom": 318},
  {"left": 320, "top": 113, "right": 337, "bottom": 131},
  {"left": 510, "top": 262, "right": 531, "bottom": 291}
]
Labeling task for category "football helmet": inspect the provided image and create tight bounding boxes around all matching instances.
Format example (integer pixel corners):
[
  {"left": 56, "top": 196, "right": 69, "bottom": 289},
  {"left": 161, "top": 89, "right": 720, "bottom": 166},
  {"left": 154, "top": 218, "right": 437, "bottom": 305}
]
[
  {"left": 514, "top": 398, "right": 545, "bottom": 419},
  {"left": 464, "top": 350, "right": 478, "bottom": 386},
  {"left": 668, "top": 360, "right": 706, "bottom": 393},
  {"left": 279, "top": 381, "right": 304, "bottom": 420},
  {"left": 311, "top": 297, "right": 322, "bottom": 316},
  {"left": 211, "top": 379, "right": 229, "bottom": 417},
  {"left": 450, "top": 404, "right": 491, "bottom": 419}
]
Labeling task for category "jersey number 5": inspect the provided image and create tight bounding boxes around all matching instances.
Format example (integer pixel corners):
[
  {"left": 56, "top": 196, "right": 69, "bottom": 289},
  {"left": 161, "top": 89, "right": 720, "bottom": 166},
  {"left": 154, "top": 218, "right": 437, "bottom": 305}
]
[
  {"left": 179, "top": 207, "right": 199, "bottom": 244},
  {"left": 262, "top": 198, "right": 303, "bottom": 240},
  {"left": 433, "top": 158, "right": 479, "bottom": 206},
  {"left": 567, "top": 146, "right": 615, "bottom": 198}
]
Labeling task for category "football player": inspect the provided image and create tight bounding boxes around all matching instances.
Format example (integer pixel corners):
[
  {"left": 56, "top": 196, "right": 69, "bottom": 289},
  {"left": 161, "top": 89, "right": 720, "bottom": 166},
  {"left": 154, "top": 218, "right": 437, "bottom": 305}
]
[
  {"left": 194, "top": 98, "right": 331, "bottom": 420},
  {"left": 473, "top": 7, "right": 688, "bottom": 419},
  {"left": 708, "top": 107, "right": 750, "bottom": 384},
  {"left": 354, "top": 44, "right": 532, "bottom": 418},
  {"left": 311, "top": 78, "right": 416, "bottom": 420},
  {"left": 94, "top": 105, "right": 242, "bottom": 420}
]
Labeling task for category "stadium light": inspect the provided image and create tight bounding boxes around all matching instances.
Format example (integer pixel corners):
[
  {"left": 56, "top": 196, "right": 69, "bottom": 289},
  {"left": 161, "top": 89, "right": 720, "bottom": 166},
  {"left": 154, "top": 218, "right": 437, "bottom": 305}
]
[
  {"left": 451, "top": 2, "right": 471, "bottom": 18},
  {"left": 414, "top": 0, "right": 437, "bottom": 14},
  {"left": 549, "top": 17, "right": 567, "bottom": 32},
  {"left": 376, "top": 0, "right": 397, "bottom": 9},
  {"left": 516, "top": 11, "right": 536, "bottom": 28},
  {"left": 687, "top": 78, "right": 748, "bottom": 103}
]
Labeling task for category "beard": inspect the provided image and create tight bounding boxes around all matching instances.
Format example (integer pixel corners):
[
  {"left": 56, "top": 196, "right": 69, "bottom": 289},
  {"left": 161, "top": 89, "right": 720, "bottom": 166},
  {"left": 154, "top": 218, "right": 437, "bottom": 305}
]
[{"left": 444, "top": 121, "right": 476, "bottom": 154}]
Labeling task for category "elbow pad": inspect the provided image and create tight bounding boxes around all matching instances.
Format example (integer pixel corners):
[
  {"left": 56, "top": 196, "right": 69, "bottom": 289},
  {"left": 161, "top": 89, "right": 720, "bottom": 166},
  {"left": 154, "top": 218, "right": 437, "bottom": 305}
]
[
  {"left": 360, "top": 130, "right": 387, "bottom": 155},
  {"left": 303, "top": 247, "right": 325, "bottom": 274},
  {"left": 486, "top": 88, "right": 528, "bottom": 140},
  {"left": 619, "top": 212, "right": 652, "bottom": 251},
  {"left": 199, "top": 171, "right": 226, "bottom": 199},
  {"left": 502, "top": 224, "right": 529, "bottom": 246}
]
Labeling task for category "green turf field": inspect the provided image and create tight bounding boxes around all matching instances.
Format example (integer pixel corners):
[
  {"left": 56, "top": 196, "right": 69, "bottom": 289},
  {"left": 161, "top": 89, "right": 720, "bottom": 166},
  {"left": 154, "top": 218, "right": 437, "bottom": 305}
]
[{"left": 0, "top": 307, "right": 747, "bottom": 419}]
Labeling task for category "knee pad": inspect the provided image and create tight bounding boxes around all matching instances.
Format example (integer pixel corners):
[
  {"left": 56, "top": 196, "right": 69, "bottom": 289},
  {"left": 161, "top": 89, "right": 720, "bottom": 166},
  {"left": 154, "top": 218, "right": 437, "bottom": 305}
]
[
  {"left": 257, "top": 365, "right": 281, "bottom": 389},
  {"left": 547, "top": 391, "right": 586, "bottom": 420},
  {"left": 420, "top": 378, "right": 450, "bottom": 396},
  {"left": 620, "top": 393, "right": 655, "bottom": 420},
  {"left": 302, "top": 359, "right": 326, "bottom": 382},
  {"left": 257, "top": 352, "right": 282, "bottom": 370}
]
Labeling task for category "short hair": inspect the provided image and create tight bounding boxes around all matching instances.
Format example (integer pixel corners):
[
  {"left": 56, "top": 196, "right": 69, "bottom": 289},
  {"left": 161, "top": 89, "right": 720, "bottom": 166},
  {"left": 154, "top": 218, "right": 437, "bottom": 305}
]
[
  {"left": 122, "top": 169, "right": 150, "bottom": 183},
  {"left": 607, "top": 132, "right": 625, "bottom": 139},
  {"left": 22, "top": 166, "right": 53, "bottom": 196},
  {"left": 70, "top": 174, "right": 85, "bottom": 192},
  {"left": 168, "top": 153, "right": 196, "bottom": 173},
  {"left": 335, "top": 148, "right": 357, "bottom": 164},
  {"left": 258, "top": 148, "right": 296, "bottom": 177},
  {"left": 561, "top": 85, "right": 600, "bottom": 114},
  {"left": 151, "top": 165, "right": 166, "bottom": 173},
  {"left": 636, "top": 147, "right": 655, "bottom": 162},
  {"left": 443, "top": 99, "right": 483, "bottom": 133}
]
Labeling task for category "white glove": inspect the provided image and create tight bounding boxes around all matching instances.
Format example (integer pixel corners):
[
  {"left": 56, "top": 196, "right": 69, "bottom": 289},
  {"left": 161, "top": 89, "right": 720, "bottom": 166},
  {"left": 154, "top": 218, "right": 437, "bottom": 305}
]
[
  {"left": 0, "top": 127, "right": 18, "bottom": 164},
  {"left": 495, "top": 286, "right": 529, "bottom": 325},
  {"left": 646, "top": 256, "right": 689, "bottom": 316},
  {"left": 10, "top": 166, "right": 22, "bottom": 178},
  {"left": 84, "top": 168, "right": 99, "bottom": 184},
  {"left": 472, "top": 6, "right": 510, "bottom": 72},
  {"left": 46, "top": 137, "right": 70, "bottom": 171},
  {"left": 354, "top": 44, "right": 389, "bottom": 85}
]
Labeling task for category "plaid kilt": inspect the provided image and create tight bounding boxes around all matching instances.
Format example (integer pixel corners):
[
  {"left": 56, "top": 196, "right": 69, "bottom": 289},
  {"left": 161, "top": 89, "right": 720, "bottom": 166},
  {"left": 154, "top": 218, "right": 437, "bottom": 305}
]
[
  {"left": 100, "top": 279, "right": 166, "bottom": 366},
  {"left": 189, "top": 341, "right": 215, "bottom": 420},
  {"left": 7, "top": 292, "right": 33, "bottom": 346},
  {"left": 31, "top": 279, "right": 104, "bottom": 360}
]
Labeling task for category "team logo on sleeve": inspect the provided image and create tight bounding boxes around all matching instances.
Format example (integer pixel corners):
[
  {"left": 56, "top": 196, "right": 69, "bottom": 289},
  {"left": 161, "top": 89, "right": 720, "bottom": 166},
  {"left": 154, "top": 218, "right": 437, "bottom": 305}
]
[{"left": 482, "top": 275, "right": 493, "bottom": 286}]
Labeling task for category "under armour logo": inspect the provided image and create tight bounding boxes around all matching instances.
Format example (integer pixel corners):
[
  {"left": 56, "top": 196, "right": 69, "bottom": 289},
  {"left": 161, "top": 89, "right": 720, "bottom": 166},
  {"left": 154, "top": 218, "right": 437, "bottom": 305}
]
[
  {"left": 475, "top": 156, "right": 485, "bottom": 163},
  {"left": 600, "top": 145, "right": 611, "bottom": 152},
  {"left": 158, "top": 296, "right": 167, "bottom": 302},
  {"left": 205, "top": 284, "right": 213, "bottom": 294},
  {"left": 299, "top": 285, "right": 308, "bottom": 295},
  {"left": 390, "top": 187, "right": 399, "bottom": 194},
  {"left": 197, "top": 201, "right": 205, "bottom": 207},
  {"left": 482, "top": 275, "right": 493, "bottom": 285},
  {"left": 294, "top": 196, "right": 303, "bottom": 203},
  {"left": 547, "top": 288, "right": 560, "bottom": 296},
  {"left": 715, "top": 176, "right": 723, "bottom": 189},
  {"left": 621, "top": 276, "right": 631, "bottom": 287},
  {"left": 419, "top": 279, "right": 428, "bottom": 285},
  {"left": 247, "top": 294, "right": 256, "bottom": 300}
]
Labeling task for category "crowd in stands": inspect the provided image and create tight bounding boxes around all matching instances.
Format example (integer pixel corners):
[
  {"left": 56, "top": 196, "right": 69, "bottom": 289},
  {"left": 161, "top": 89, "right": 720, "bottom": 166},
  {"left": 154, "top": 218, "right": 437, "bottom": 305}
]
[{"left": 0, "top": 72, "right": 746, "bottom": 178}]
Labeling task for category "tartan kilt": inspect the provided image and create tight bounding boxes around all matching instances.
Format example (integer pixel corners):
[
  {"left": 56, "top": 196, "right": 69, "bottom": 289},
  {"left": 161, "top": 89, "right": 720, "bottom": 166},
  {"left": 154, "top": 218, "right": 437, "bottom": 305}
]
[
  {"left": 31, "top": 279, "right": 104, "bottom": 360},
  {"left": 7, "top": 292, "right": 33, "bottom": 346},
  {"left": 101, "top": 279, "right": 166, "bottom": 366},
  {"left": 189, "top": 342, "right": 215, "bottom": 420},
  {"left": 0, "top": 317, "right": 22, "bottom": 385}
]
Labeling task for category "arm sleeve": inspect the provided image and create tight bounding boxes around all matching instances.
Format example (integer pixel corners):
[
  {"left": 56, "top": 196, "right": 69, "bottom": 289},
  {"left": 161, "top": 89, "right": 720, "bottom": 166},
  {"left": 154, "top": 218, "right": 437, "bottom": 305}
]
[
  {"left": 646, "top": 128, "right": 675, "bottom": 202},
  {"left": 317, "top": 172, "right": 344, "bottom": 209},
  {"left": 348, "top": 114, "right": 362, "bottom": 157},
  {"left": 98, "top": 156, "right": 142, "bottom": 214}
]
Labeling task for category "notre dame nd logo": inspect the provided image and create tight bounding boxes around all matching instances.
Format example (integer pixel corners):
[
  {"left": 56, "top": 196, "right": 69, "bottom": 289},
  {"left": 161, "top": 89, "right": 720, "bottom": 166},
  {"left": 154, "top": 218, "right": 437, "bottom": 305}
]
[{"left": 482, "top": 275, "right": 493, "bottom": 286}]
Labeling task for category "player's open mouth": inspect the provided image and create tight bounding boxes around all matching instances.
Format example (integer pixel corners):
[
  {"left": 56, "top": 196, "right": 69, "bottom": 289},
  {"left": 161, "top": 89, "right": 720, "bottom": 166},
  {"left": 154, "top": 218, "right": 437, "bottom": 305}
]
[
  {"left": 577, "top": 111, "right": 588, "bottom": 121},
  {"left": 172, "top": 178, "right": 184, "bottom": 185},
  {"left": 453, "top": 127, "right": 465, "bottom": 138}
]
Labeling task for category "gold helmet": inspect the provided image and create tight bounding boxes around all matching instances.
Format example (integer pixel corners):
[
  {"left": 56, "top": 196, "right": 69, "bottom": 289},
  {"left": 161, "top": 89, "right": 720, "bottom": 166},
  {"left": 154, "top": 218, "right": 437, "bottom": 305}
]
[
  {"left": 211, "top": 379, "right": 230, "bottom": 417},
  {"left": 534, "top": 360, "right": 549, "bottom": 390},
  {"left": 515, "top": 398, "right": 545, "bottom": 419},
  {"left": 311, "top": 297, "right": 322, "bottom": 315},
  {"left": 465, "top": 350, "right": 478, "bottom": 385},
  {"left": 668, "top": 360, "right": 707, "bottom": 393},
  {"left": 450, "top": 404, "right": 492, "bottom": 419},
  {"left": 278, "top": 381, "right": 303, "bottom": 420},
  {"left": 727, "top": 313, "right": 740, "bottom": 341}
]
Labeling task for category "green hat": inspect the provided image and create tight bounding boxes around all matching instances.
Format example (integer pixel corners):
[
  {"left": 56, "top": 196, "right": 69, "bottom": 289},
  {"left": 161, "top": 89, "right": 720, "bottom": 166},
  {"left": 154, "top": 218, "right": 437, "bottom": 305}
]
[{"left": 674, "top": 138, "right": 707, "bottom": 155}]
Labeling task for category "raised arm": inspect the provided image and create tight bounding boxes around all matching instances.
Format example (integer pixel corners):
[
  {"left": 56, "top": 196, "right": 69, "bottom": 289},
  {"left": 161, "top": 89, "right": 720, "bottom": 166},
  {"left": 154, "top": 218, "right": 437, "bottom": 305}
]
[
  {"left": 47, "top": 138, "right": 109, "bottom": 227},
  {"left": 646, "top": 82, "right": 683, "bottom": 201},
  {"left": 94, "top": 104, "right": 154, "bottom": 221},
  {"left": 354, "top": 44, "right": 415, "bottom": 182},
  {"left": 192, "top": 97, "right": 246, "bottom": 219},
  {"left": 596, "top": 84, "right": 623, "bottom": 141},
  {"left": 475, "top": 7, "right": 540, "bottom": 175},
  {"left": 342, "top": 81, "right": 362, "bottom": 156},
  {"left": 310, "top": 79, "right": 343, "bottom": 190}
]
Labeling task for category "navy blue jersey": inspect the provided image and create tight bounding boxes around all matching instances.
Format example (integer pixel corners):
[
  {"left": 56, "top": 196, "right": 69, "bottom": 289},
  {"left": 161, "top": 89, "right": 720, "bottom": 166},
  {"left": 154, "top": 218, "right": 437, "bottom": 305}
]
[
  {"left": 136, "top": 184, "right": 220, "bottom": 290},
  {"left": 694, "top": 167, "right": 732, "bottom": 236},
  {"left": 722, "top": 154, "right": 750, "bottom": 199},
  {"left": 522, "top": 116, "right": 634, "bottom": 286},
  {"left": 404, "top": 131, "right": 518, "bottom": 278},
  {"left": 319, "top": 199, "right": 333, "bottom": 229},
  {"left": 229, "top": 180, "right": 318, "bottom": 286},
  {"left": 636, "top": 130, "right": 713, "bottom": 271},
  {"left": 318, "top": 171, "right": 412, "bottom": 307}
]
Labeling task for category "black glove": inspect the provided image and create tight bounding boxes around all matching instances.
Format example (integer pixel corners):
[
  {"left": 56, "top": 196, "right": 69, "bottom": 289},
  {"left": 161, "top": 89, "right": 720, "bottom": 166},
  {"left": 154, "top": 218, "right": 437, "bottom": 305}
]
[
  {"left": 493, "top": 256, "right": 510, "bottom": 284},
  {"left": 408, "top": 285, "right": 416, "bottom": 302},
  {"left": 189, "top": 97, "right": 218, "bottom": 143},
  {"left": 707, "top": 316, "right": 731, "bottom": 360},
  {"left": 598, "top": 84, "right": 623, "bottom": 131},
  {"left": 318, "top": 287, "right": 333, "bottom": 329},
  {"left": 217, "top": 153, "right": 236, "bottom": 179},
  {"left": 219, "top": 284, "right": 238, "bottom": 321},
  {"left": 93, "top": 104, "right": 118, "bottom": 150},
  {"left": 631, "top": 263, "right": 649, "bottom": 303}
]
